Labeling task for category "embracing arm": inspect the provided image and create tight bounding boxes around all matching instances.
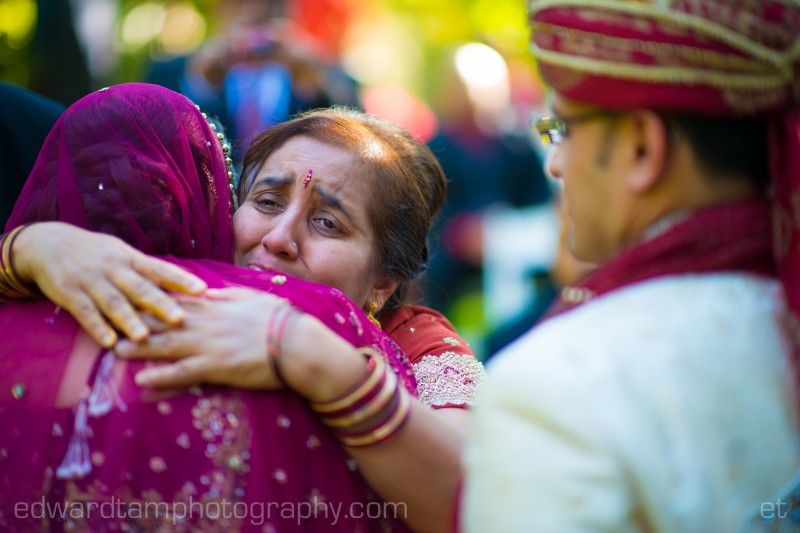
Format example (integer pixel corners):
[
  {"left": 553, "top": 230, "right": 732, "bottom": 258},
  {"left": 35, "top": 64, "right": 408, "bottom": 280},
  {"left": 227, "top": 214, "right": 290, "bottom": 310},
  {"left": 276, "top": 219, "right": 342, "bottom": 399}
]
[
  {"left": 283, "top": 317, "right": 469, "bottom": 533},
  {"left": 7, "top": 222, "right": 206, "bottom": 346},
  {"left": 343, "top": 407, "right": 468, "bottom": 533},
  {"left": 116, "top": 289, "right": 468, "bottom": 533}
]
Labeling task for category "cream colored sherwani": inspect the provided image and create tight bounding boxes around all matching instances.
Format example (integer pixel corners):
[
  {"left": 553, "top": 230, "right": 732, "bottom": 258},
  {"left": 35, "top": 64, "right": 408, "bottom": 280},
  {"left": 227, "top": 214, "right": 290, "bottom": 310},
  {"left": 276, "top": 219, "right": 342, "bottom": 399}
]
[{"left": 463, "top": 274, "right": 800, "bottom": 533}]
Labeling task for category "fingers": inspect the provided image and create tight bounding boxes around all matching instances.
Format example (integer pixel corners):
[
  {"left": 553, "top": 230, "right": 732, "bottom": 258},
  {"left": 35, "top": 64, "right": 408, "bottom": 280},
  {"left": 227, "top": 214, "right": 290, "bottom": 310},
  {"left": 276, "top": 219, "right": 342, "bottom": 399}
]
[
  {"left": 83, "top": 255, "right": 202, "bottom": 338},
  {"left": 204, "top": 287, "right": 288, "bottom": 309},
  {"left": 203, "top": 287, "right": 262, "bottom": 301},
  {"left": 110, "top": 269, "right": 186, "bottom": 325},
  {"left": 135, "top": 357, "right": 208, "bottom": 389},
  {"left": 11, "top": 224, "right": 207, "bottom": 345},
  {"left": 172, "top": 293, "right": 213, "bottom": 307},
  {"left": 139, "top": 312, "right": 170, "bottom": 333},
  {"left": 63, "top": 290, "right": 118, "bottom": 348},
  {"left": 134, "top": 354, "right": 279, "bottom": 390},
  {"left": 115, "top": 329, "right": 196, "bottom": 360},
  {"left": 133, "top": 255, "right": 207, "bottom": 296},
  {"left": 85, "top": 279, "right": 149, "bottom": 342}
]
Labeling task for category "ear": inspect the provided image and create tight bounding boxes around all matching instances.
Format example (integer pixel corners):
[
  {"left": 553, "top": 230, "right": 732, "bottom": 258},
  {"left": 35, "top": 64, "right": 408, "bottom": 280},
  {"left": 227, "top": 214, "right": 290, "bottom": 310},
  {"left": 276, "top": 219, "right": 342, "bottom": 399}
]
[
  {"left": 369, "top": 275, "right": 401, "bottom": 313},
  {"left": 626, "top": 109, "right": 671, "bottom": 195}
]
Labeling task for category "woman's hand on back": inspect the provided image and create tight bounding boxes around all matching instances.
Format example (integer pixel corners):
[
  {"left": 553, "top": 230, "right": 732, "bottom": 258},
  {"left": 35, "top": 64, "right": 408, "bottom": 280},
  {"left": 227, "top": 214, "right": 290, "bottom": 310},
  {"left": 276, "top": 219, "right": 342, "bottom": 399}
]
[
  {"left": 11, "top": 222, "right": 207, "bottom": 347},
  {"left": 115, "top": 287, "right": 369, "bottom": 403},
  {"left": 115, "top": 287, "right": 296, "bottom": 390}
]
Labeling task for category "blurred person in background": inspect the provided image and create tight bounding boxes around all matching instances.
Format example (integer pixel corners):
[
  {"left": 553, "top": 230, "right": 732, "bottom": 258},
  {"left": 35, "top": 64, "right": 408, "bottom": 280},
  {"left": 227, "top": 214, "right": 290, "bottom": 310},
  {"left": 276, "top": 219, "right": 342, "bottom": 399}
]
[
  {"left": 463, "top": 0, "right": 800, "bottom": 531},
  {"left": 424, "top": 45, "right": 552, "bottom": 349},
  {"left": 483, "top": 192, "right": 594, "bottom": 357},
  {"left": 26, "top": 0, "right": 91, "bottom": 105},
  {"left": 148, "top": 0, "right": 359, "bottom": 162},
  {"left": 0, "top": 82, "right": 63, "bottom": 228}
]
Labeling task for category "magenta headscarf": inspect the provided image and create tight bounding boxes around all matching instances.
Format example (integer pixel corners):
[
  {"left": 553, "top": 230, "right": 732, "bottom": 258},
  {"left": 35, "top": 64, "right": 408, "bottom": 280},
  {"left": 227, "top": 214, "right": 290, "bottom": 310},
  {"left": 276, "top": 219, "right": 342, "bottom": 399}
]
[
  {"left": 5, "top": 82, "right": 235, "bottom": 260},
  {"left": 0, "top": 83, "right": 413, "bottom": 532}
]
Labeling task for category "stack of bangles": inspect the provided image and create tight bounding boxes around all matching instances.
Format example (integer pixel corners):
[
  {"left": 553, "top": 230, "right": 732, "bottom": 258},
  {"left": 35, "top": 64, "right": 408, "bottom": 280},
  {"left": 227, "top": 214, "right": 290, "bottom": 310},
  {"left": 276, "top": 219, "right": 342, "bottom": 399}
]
[
  {"left": 0, "top": 225, "right": 37, "bottom": 302},
  {"left": 309, "top": 348, "right": 412, "bottom": 448}
]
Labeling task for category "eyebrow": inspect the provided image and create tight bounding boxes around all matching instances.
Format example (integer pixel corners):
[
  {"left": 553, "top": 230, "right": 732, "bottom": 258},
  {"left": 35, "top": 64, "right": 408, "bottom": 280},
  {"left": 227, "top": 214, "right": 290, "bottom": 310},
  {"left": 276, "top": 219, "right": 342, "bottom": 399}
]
[
  {"left": 251, "top": 175, "right": 294, "bottom": 190},
  {"left": 313, "top": 184, "right": 354, "bottom": 224}
]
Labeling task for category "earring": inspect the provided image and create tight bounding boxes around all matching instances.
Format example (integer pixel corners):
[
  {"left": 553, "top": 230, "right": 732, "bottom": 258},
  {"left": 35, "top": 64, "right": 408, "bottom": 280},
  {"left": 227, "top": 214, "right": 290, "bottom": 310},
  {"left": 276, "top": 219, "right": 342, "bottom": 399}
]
[{"left": 367, "top": 301, "right": 381, "bottom": 328}]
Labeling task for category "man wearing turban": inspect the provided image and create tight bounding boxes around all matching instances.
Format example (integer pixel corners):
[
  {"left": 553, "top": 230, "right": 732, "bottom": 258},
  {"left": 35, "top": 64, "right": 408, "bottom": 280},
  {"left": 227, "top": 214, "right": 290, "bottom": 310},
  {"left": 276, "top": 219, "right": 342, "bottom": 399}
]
[{"left": 463, "top": 1, "right": 800, "bottom": 531}]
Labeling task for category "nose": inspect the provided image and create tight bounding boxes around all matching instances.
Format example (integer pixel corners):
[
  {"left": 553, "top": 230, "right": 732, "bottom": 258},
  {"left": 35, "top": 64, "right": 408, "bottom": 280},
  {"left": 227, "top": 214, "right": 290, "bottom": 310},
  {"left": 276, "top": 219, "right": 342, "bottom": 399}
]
[
  {"left": 545, "top": 146, "right": 563, "bottom": 180},
  {"left": 261, "top": 211, "right": 300, "bottom": 261}
]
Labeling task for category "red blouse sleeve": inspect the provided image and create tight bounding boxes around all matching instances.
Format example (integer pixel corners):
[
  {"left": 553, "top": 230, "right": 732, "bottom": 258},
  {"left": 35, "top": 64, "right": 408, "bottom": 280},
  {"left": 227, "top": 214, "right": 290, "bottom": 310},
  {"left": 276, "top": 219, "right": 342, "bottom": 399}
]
[{"left": 381, "top": 305, "right": 486, "bottom": 409}]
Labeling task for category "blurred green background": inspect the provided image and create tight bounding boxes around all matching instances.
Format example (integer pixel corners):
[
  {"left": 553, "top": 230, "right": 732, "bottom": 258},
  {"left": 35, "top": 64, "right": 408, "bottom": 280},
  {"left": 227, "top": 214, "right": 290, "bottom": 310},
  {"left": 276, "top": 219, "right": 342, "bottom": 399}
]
[{"left": 0, "top": 0, "right": 536, "bottom": 107}]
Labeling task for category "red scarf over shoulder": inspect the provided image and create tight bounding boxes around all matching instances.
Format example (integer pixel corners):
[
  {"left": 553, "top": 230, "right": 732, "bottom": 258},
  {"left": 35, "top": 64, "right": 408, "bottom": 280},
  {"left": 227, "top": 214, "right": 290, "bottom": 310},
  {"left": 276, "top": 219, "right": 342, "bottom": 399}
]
[{"left": 546, "top": 200, "right": 776, "bottom": 318}]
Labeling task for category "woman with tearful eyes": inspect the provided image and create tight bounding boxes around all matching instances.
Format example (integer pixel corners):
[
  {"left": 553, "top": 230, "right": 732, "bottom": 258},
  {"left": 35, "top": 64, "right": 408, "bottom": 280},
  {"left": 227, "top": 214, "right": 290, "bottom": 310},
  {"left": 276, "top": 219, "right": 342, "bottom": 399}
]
[{"left": 6, "top": 107, "right": 485, "bottom": 532}]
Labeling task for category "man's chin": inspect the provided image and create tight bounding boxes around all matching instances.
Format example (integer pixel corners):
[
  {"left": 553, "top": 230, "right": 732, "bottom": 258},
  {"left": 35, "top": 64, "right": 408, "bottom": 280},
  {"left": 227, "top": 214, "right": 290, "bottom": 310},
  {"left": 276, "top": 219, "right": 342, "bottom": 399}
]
[{"left": 568, "top": 235, "right": 601, "bottom": 265}]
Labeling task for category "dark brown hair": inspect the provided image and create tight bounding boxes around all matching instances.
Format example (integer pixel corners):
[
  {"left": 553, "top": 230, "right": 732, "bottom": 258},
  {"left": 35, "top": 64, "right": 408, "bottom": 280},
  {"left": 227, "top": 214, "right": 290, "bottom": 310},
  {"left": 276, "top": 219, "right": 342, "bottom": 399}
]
[
  {"left": 239, "top": 107, "right": 447, "bottom": 312},
  {"left": 658, "top": 112, "right": 769, "bottom": 192}
]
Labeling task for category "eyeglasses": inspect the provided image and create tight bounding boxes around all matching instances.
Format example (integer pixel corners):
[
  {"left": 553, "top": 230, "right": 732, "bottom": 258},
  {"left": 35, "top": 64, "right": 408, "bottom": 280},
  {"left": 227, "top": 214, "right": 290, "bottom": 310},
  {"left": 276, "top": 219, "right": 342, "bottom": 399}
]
[{"left": 531, "top": 111, "right": 621, "bottom": 146}]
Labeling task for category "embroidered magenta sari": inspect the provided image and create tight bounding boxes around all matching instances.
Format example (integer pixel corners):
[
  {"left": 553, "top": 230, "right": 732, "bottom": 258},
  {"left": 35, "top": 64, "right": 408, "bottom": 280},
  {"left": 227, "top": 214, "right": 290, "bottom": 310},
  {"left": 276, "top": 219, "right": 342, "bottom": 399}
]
[{"left": 0, "top": 83, "right": 414, "bottom": 532}]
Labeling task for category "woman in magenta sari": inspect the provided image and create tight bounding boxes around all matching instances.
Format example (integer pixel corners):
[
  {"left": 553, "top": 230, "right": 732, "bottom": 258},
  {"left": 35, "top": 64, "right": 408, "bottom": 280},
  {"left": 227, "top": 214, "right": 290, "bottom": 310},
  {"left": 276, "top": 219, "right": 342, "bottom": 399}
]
[{"left": 0, "top": 83, "right": 415, "bottom": 532}]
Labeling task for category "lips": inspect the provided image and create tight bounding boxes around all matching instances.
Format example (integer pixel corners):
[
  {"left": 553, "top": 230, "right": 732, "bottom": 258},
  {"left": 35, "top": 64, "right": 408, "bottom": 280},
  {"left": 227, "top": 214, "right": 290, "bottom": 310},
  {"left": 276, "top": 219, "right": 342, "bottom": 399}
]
[
  {"left": 246, "top": 260, "right": 306, "bottom": 281},
  {"left": 244, "top": 253, "right": 279, "bottom": 272},
  {"left": 247, "top": 262, "right": 282, "bottom": 273}
]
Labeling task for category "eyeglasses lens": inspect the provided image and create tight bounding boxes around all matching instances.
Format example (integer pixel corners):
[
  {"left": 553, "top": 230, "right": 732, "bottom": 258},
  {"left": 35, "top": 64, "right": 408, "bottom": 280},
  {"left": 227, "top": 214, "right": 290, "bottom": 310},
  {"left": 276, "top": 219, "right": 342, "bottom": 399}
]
[{"left": 532, "top": 115, "right": 565, "bottom": 147}]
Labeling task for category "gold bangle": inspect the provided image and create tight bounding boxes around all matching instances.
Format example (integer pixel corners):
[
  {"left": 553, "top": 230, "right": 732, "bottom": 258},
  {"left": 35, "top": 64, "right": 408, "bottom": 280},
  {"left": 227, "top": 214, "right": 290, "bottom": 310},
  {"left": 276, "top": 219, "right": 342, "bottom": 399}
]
[
  {"left": 338, "top": 389, "right": 412, "bottom": 448},
  {"left": 2, "top": 227, "right": 25, "bottom": 289},
  {"left": 319, "top": 371, "right": 397, "bottom": 429},
  {"left": 0, "top": 284, "right": 21, "bottom": 299},
  {"left": 0, "top": 226, "right": 36, "bottom": 298},
  {"left": 310, "top": 347, "right": 386, "bottom": 414}
]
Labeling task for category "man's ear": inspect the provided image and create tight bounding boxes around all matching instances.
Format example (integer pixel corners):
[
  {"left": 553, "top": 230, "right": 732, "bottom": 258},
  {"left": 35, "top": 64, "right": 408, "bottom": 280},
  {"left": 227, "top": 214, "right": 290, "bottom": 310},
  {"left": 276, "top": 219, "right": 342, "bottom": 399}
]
[
  {"left": 369, "top": 275, "right": 401, "bottom": 312},
  {"left": 626, "top": 109, "right": 671, "bottom": 194}
]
